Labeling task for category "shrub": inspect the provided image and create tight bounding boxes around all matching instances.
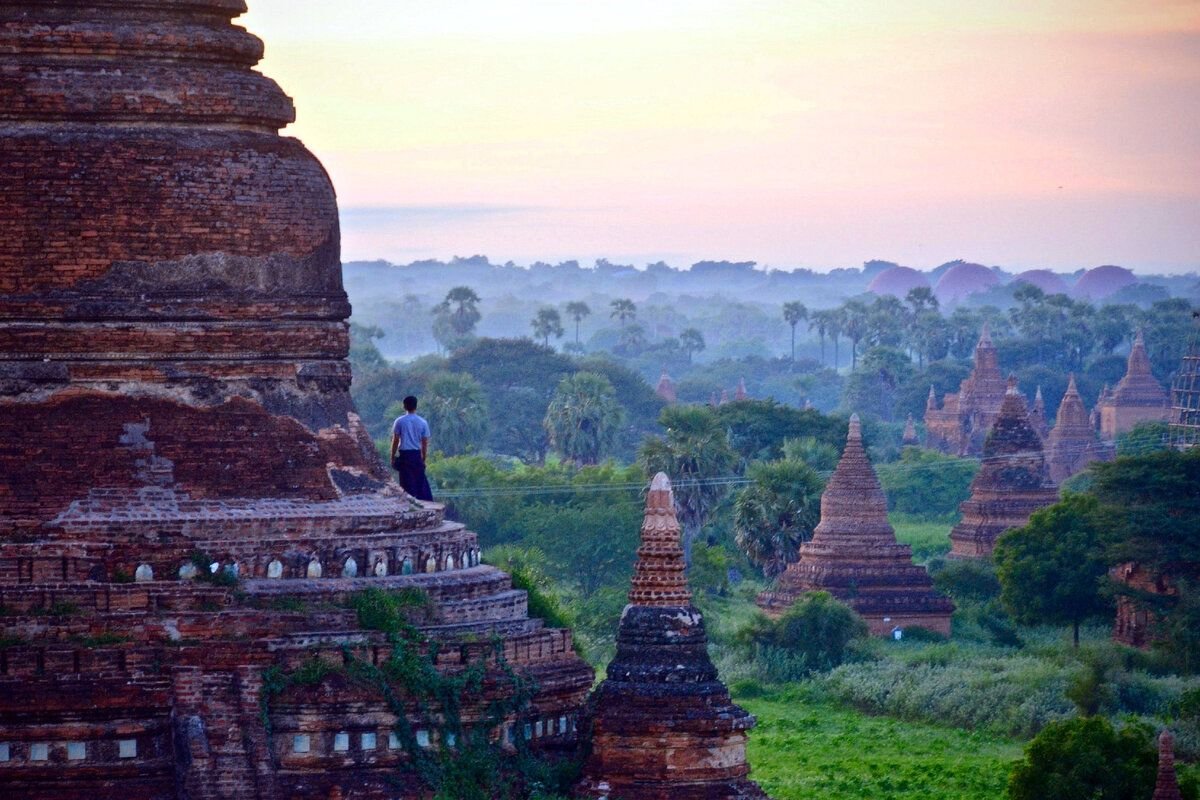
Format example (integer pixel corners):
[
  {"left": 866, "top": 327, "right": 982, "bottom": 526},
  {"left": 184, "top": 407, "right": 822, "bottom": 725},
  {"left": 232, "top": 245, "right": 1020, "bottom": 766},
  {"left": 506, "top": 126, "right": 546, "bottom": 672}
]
[
  {"left": 736, "top": 592, "right": 869, "bottom": 679},
  {"left": 1006, "top": 716, "right": 1156, "bottom": 800}
]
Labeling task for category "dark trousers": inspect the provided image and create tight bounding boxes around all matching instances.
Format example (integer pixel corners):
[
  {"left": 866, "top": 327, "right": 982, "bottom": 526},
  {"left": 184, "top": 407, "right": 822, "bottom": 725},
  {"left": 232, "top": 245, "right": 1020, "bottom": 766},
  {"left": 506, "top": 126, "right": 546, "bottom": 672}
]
[{"left": 393, "top": 450, "right": 433, "bottom": 501}]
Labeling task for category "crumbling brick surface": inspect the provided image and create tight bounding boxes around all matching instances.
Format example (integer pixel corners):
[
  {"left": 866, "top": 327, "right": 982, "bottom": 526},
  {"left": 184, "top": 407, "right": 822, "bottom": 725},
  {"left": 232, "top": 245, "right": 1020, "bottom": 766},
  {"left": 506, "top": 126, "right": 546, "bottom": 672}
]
[{"left": 0, "top": 2, "right": 595, "bottom": 797}]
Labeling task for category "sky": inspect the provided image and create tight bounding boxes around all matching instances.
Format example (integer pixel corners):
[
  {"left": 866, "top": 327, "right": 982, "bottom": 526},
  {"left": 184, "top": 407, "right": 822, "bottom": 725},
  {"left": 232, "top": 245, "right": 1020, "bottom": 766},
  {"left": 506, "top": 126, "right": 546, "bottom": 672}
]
[{"left": 241, "top": 1, "right": 1200, "bottom": 273}]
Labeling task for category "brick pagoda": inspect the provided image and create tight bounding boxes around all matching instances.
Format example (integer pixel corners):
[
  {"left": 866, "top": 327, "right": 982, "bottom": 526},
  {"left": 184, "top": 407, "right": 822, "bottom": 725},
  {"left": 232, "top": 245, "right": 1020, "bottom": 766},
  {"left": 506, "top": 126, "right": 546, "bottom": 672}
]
[
  {"left": 948, "top": 379, "right": 1059, "bottom": 558},
  {"left": 0, "top": 2, "right": 592, "bottom": 798},
  {"left": 1029, "top": 386, "right": 1049, "bottom": 440},
  {"left": 758, "top": 416, "right": 954, "bottom": 636},
  {"left": 576, "top": 474, "right": 768, "bottom": 800},
  {"left": 1097, "top": 329, "right": 1170, "bottom": 440},
  {"left": 925, "top": 323, "right": 1009, "bottom": 455},
  {"left": 1045, "top": 374, "right": 1110, "bottom": 484},
  {"left": 1153, "top": 730, "right": 1184, "bottom": 800}
]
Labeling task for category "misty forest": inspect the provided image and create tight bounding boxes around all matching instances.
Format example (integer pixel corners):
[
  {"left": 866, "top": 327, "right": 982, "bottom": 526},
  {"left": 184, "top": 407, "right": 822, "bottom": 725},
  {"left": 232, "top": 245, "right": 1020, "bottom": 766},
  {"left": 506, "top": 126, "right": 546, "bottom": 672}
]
[{"left": 347, "top": 256, "right": 1200, "bottom": 800}]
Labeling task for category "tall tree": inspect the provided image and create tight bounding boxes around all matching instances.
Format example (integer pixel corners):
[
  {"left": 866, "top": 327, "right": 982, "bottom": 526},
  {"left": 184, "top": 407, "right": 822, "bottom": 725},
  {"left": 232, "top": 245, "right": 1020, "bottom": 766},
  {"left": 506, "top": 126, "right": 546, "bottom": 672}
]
[
  {"left": 678, "top": 327, "right": 706, "bottom": 363},
  {"left": 531, "top": 307, "right": 565, "bottom": 348},
  {"left": 565, "top": 301, "right": 591, "bottom": 345},
  {"left": 840, "top": 299, "right": 870, "bottom": 370},
  {"left": 432, "top": 286, "right": 482, "bottom": 353},
  {"left": 994, "top": 494, "right": 1110, "bottom": 647},
  {"left": 413, "top": 372, "right": 489, "bottom": 457},
  {"left": 543, "top": 372, "right": 624, "bottom": 465},
  {"left": 808, "top": 310, "right": 831, "bottom": 366},
  {"left": 782, "top": 301, "right": 808, "bottom": 363},
  {"left": 610, "top": 298, "right": 637, "bottom": 327},
  {"left": 639, "top": 406, "right": 737, "bottom": 564},
  {"left": 733, "top": 460, "right": 824, "bottom": 578},
  {"left": 905, "top": 286, "right": 939, "bottom": 315}
]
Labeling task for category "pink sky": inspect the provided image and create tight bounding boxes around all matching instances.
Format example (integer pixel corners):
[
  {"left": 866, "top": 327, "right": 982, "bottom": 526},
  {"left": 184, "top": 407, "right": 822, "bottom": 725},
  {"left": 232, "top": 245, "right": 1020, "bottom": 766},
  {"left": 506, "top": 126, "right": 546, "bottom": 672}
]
[{"left": 242, "top": 1, "right": 1200, "bottom": 272}]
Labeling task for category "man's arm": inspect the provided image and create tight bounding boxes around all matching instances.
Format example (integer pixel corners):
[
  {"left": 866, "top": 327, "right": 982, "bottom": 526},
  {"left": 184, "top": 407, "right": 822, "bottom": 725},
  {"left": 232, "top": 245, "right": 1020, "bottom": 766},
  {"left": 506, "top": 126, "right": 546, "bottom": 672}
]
[
  {"left": 390, "top": 433, "right": 399, "bottom": 461},
  {"left": 420, "top": 435, "right": 429, "bottom": 464}
]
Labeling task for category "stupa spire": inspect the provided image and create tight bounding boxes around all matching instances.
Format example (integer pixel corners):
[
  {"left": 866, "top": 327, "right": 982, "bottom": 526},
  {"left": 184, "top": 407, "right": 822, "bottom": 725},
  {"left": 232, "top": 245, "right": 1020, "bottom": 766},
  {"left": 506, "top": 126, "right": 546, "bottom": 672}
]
[
  {"left": 927, "top": 384, "right": 938, "bottom": 411},
  {"left": 902, "top": 413, "right": 919, "bottom": 446},
  {"left": 1153, "top": 730, "right": 1183, "bottom": 800},
  {"left": 759, "top": 412, "right": 954, "bottom": 634},
  {"left": 627, "top": 473, "right": 692, "bottom": 607},
  {"left": 577, "top": 475, "right": 766, "bottom": 799},
  {"left": 950, "top": 384, "right": 1058, "bottom": 557},
  {"left": 1129, "top": 328, "right": 1153, "bottom": 376}
]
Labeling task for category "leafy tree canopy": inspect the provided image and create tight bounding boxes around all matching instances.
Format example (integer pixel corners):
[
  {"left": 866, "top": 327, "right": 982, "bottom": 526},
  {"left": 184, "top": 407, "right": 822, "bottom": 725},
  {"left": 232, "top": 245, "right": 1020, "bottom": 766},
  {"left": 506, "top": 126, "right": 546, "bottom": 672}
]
[{"left": 1006, "top": 716, "right": 1156, "bottom": 800}]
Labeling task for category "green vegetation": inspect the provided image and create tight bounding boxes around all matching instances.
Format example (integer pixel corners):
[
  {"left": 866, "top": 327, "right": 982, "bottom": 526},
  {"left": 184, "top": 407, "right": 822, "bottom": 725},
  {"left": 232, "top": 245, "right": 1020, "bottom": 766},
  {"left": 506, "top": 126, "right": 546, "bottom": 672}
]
[
  {"left": 736, "top": 593, "right": 868, "bottom": 681},
  {"left": 739, "top": 684, "right": 1021, "bottom": 800},
  {"left": 1006, "top": 717, "right": 1158, "bottom": 800}
]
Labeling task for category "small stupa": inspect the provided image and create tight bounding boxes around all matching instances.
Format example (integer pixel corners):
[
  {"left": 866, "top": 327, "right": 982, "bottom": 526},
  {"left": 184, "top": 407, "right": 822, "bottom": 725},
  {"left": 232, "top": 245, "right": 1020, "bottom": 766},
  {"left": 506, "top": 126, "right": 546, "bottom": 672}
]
[
  {"left": 1153, "top": 730, "right": 1183, "bottom": 800},
  {"left": 655, "top": 369, "right": 677, "bottom": 404},
  {"left": 1045, "top": 374, "right": 1109, "bottom": 483},
  {"left": 576, "top": 474, "right": 767, "bottom": 800},
  {"left": 949, "top": 378, "right": 1059, "bottom": 558},
  {"left": 902, "top": 414, "right": 920, "bottom": 446},
  {"left": 735, "top": 377, "right": 749, "bottom": 401},
  {"left": 758, "top": 415, "right": 954, "bottom": 635},
  {"left": 1097, "top": 329, "right": 1170, "bottom": 440}
]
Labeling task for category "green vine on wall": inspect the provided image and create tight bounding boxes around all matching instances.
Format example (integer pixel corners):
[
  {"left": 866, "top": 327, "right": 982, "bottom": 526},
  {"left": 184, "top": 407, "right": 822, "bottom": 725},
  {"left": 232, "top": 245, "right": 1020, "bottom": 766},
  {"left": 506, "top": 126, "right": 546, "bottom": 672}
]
[{"left": 259, "top": 588, "right": 579, "bottom": 799}]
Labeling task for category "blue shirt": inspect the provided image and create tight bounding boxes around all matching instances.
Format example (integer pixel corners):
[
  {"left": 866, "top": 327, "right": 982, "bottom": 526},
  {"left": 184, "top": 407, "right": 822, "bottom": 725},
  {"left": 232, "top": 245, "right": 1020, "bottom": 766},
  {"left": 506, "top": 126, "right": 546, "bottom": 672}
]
[{"left": 392, "top": 413, "right": 431, "bottom": 451}]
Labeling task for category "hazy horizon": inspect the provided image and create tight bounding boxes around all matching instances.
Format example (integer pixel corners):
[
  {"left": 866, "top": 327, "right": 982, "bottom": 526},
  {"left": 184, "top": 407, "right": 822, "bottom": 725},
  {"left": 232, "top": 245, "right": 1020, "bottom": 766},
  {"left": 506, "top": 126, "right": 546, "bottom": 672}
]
[{"left": 243, "top": 1, "right": 1200, "bottom": 274}]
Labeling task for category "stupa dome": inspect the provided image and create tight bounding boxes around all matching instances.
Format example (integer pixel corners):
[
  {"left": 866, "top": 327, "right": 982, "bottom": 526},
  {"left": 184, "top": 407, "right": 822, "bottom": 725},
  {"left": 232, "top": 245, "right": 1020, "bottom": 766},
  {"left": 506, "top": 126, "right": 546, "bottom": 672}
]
[
  {"left": 934, "top": 262, "right": 1000, "bottom": 303},
  {"left": 868, "top": 266, "right": 930, "bottom": 297},
  {"left": 1073, "top": 265, "right": 1137, "bottom": 301},
  {"left": 1012, "top": 269, "right": 1069, "bottom": 295}
]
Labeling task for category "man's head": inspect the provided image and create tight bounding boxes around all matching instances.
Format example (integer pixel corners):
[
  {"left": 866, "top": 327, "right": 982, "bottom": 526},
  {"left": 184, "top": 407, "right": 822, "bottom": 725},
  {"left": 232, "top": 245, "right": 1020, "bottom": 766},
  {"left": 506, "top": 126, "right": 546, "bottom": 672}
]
[{"left": 403, "top": 395, "right": 418, "bottom": 412}]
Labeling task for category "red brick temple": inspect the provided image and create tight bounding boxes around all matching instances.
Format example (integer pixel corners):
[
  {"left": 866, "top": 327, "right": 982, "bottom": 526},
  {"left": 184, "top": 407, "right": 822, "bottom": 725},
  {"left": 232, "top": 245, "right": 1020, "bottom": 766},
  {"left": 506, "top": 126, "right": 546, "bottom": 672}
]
[
  {"left": 1045, "top": 374, "right": 1110, "bottom": 484},
  {"left": 655, "top": 369, "right": 677, "bottom": 404},
  {"left": 0, "top": 2, "right": 592, "bottom": 797},
  {"left": 948, "top": 380, "right": 1059, "bottom": 559},
  {"left": 924, "top": 323, "right": 1008, "bottom": 456},
  {"left": 758, "top": 416, "right": 954, "bottom": 636},
  {"left": 576, "top": 474, "right": 768, "bottom": 800},
  {"left": 1097, "top": 329, "right": 1170, "bottom": 441}
]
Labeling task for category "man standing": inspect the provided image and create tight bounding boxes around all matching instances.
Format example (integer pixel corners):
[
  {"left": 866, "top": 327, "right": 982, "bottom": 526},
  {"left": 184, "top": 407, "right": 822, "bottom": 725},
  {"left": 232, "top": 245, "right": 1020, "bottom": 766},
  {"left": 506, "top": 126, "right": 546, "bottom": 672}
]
[{"left": 390, "top": 395, "right": 433, "bottom": 501}]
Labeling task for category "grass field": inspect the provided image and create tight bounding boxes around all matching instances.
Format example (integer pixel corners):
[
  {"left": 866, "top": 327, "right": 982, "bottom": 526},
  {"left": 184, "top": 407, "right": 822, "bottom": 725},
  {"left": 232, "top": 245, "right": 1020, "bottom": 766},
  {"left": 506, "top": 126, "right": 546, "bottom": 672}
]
[
  {"left": 889, "top": 513, "right": 954, "bottom": 563},
  {"left": 736, "top": 685, "right": 1022, "bottom": 800}
]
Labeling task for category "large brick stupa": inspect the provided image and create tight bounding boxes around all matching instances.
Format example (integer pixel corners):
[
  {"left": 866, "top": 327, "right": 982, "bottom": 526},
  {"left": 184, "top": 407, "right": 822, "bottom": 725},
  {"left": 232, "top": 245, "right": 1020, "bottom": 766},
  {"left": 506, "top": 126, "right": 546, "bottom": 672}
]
[
  {"left": 948, "top": 379, "right": 1059, "bottom": 558},
  {"left": 576, "top": 474, "right": 768, "bottom": 800},
  {"left": 758, "top": 416, "right": 954, "bottom": 636},
  {"left": 0, "top": 2, "right": 592, "bottom": 797}
]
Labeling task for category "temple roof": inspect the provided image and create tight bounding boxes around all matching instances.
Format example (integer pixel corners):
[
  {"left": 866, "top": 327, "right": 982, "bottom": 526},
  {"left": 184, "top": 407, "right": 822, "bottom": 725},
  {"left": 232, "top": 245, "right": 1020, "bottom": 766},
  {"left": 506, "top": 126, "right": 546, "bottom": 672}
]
[
  {"left": 1112, "top": 329, "right": 1169, "bottom": 406},
  {"left": 627, "top": 473, "right": 692, "bottom": 607}
]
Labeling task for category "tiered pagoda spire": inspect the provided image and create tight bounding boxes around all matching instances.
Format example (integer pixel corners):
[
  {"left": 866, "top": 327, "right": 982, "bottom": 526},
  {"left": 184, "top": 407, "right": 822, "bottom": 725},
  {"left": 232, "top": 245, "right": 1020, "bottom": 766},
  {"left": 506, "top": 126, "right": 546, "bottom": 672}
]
[
  {"left": 1046, "top": 374, "right": 1109, "bottom": 483},
  {"left": 1029, "top": 386, "right": 1049, "bottom": 439},
  {"left": 1153, "top": 730, "right": 1183, "bottom": 800},
  {"left": 1098, "top": 329, "right": 1170, "bottom": 440},
  {"left": 949, "top": 378, "right": 1059, "bottom": 558},
  {"left": 758, "top": 416, "right": 953, "bottom": 635},
  {"left": 924, "top": 322, "right": 1009, "bottom": 455},
  {"left": 577, "top": 474, "right": 767, "bottom": 800},
  {"left": 902, "top": 413, "right": 919, "bottom": 446}
]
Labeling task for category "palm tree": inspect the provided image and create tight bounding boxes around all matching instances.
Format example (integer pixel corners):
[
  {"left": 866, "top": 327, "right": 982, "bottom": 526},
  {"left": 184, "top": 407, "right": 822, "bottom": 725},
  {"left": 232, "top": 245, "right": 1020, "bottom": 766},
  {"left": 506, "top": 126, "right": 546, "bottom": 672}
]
[
  {"left": 416, "top": 372, "right": 489, "bottom": 456},
  {"left": 530, "top": 307, "right": 565, "bottom": 348},
  {"left": 638, "top": 406, "right": 736, "bottom": 565},
  {"left": 809, "top": 309, "right": 835, "bottom": 366},
  {"left": 435, "top": 286, "right": 482, "bottom": 335},
  {"left": 543, "top": 372, "right": 624, "bottom": 465},
  {"left": 565, "top": 301, "right": 591, "bottom": 345},
  {"left": 905, "top": 286, "right": 939, "bottom": 315},
  {"left": 610, "top": 298, "right": 637, "bottom": 327},
  {"left": 782, "top": 301, "right": 808, "bottom": 363},
  {"left": 733, "top": 461, "right": 824, "bottom": 579},
  {"left": 679, "top": 327, "right": 706, "bottom": 363},
  {"left": 841, "top": 299, "right": 869, "bottom": 370}
]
